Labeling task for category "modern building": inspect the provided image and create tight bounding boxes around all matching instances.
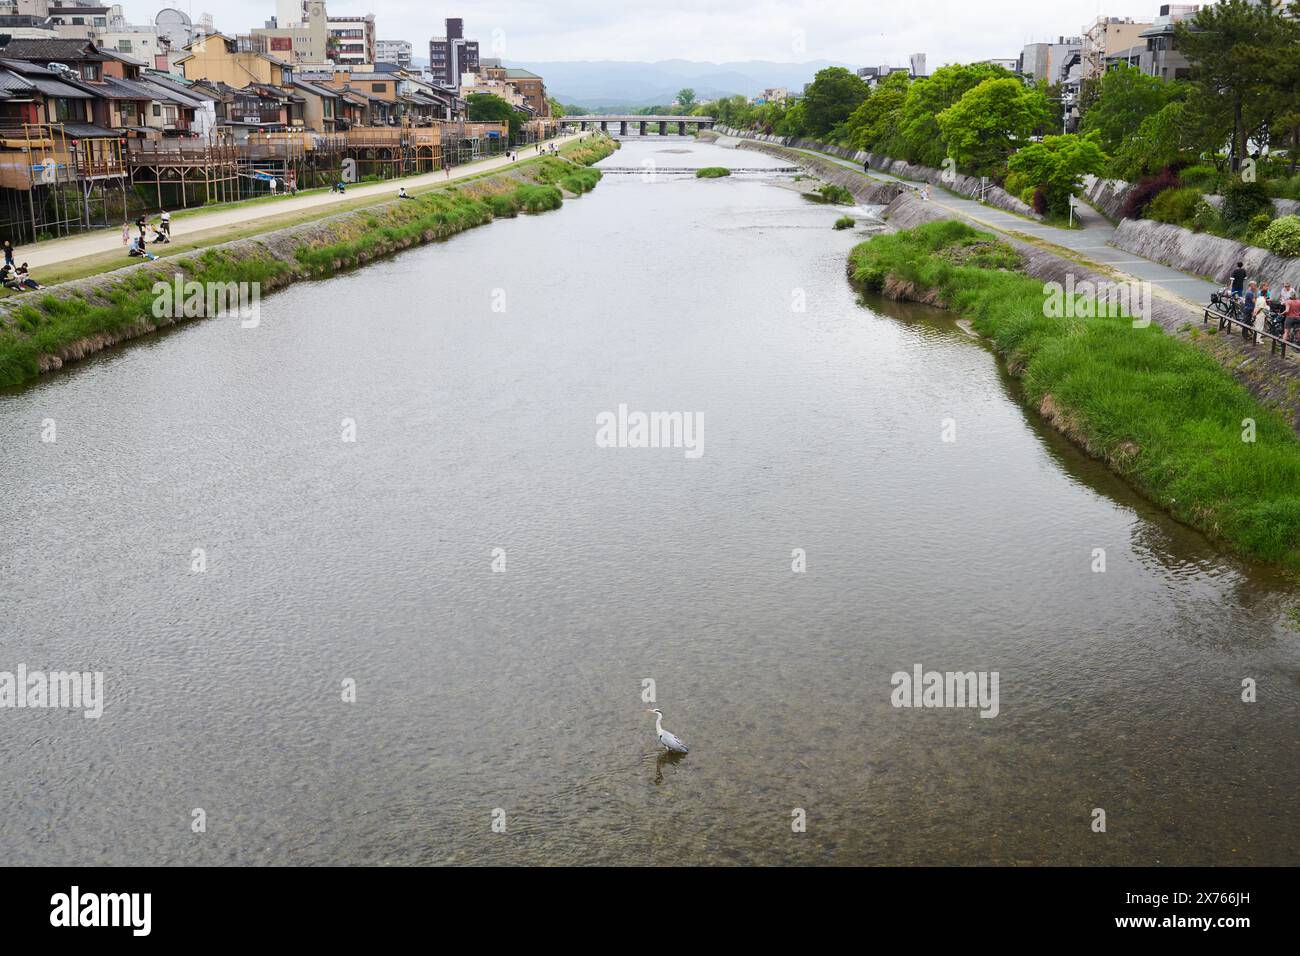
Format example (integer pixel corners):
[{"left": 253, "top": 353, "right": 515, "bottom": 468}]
[
  {"left": 375, "top": 38, "right": 411, "bottom": 68},
  {"left": 251, "top": 0, "right": 329, "bottom": 65},
  {"left": 1081, "top": 15, "right": 1155, "bottom": 79},
  {"left": 855, "top": 65, "right": 916, "bottom": 88},
  {"left": 326, "top": 13, "right": 374, "bottom": 66},
  {"left": 1019, "top": 36, "right": 1083, "bottom": 85},
  {"left": 429, "top": 16, "right": 477, "bottom": 90},
  {"left": 1103, "top": 5, "right": 1200, "bottom": 80}
]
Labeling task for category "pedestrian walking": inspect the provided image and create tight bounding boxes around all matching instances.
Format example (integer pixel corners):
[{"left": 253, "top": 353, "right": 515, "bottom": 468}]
[
  {"left": 159, "top": 209, "right": 171, "bottom": 241},
  {"left": 135, "top": 214, "right": 147, "bottom": 239}
]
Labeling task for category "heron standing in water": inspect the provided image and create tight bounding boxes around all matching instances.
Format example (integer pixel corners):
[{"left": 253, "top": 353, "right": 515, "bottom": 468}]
[{"left": 647, "top": 709, "right": 689, "bottom": 754}]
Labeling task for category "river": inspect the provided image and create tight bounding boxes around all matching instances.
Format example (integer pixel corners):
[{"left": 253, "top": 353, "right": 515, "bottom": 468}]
[{"left": 0, "top": 137, "right": 1296, "bottom": 865}]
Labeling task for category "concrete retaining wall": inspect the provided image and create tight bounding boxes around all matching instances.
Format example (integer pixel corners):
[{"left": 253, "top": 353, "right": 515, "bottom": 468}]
[
  {"left": 713, "top": 126, "right": 1040, "bottom": 220},
  {"left": 1112, "top": 217, "right": 1300, "bottom": 288}
]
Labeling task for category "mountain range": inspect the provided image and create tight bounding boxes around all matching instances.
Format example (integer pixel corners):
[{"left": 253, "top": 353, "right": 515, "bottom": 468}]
[{"left": 498, "top": 59, "right": 859, "bottom": 109}]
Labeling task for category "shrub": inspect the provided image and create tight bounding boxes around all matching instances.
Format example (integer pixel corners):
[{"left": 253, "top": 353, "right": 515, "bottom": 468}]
[
  {"left": 1003, "top": 170, "right": 1029, "bottom": 197},
  {"left": 1221, "top": 177, "right": 1272, "bottom": 227},
  {"left": 815, "top": 183, "right": 854, "bottom": 204},
  {"left": 1192, "top": 199, "right": 1222, "bottom": 233},
  {"left": 1147, "top": 186, "right": 1202, "bottom": 227},
  {"left": 1032, "top": 188, "right": 1048, "bottom": 216},
  {"left": 1178, "top": 164, "right": 1223, "bottom": 193},
  {"left": 1120, "top": 168, "right": 1180, "bottom": 219},
  {"left": 696, "top": 166, "right": 731, "bottom": 178},
  {"left": 1262, "top": 215, "right": 1300, "bottom": 258},
  {"left": 833, "top": 215, "right": 855, "bottom": 230},
  {"left": 1248, "top": 212, "right": 1274, "bottom": 242}
]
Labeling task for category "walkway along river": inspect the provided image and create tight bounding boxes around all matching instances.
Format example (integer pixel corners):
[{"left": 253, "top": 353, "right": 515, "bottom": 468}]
[{"left": 0, "top": 137, "right": 1296, "bottom": 865}]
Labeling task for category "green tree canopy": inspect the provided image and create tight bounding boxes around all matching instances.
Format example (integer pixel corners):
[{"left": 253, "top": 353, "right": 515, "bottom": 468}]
[
  {"left": 800, "top": 67, "right": 869, "bottom": 136},
  {"left": 466, "top": 93, "right": 527, "bottom": 142},
  {"left": 936, "top": 77, "right": 1050, "bottom": 172},
  {"left": 895, "top": 62, "right": 1014, "bottom": 166},
  {"left": 1008, "top": 132, "right": 1108, "bottom": 216},
  {"left": 1176, "top": 0, "right": 1300, "bottom": 169},
  {"left": 676, "top": 88, "right": 696, "bottom": 108},
  {"left": 1079, "top": 64, "right": 1184, "bottom": 155},
  {"left": 844, "top": 70, "right": 909, "bottom": 152}
]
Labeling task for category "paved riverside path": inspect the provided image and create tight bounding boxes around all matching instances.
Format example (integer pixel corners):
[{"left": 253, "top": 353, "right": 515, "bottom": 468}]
[
  {"left": 777, "top": 143, "right": 1223, "bottom": 313},
  {"left": 17, "top": 133, "right": 587, "bottom": 274}
]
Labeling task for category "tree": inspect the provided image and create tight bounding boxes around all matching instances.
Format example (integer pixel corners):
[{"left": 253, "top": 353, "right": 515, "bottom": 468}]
[
  {"left": 800, "top": 67, "right": 868, "bottom": 137},
  {"left": 936, "top": 77, "right": 1050, "bottom": 172},
  {"left": 1008, "top": 132, "right": 1108, "bottom": 217},
  {"left": 895, "top": 62, "right": 1013, "bottom": 166},
  {"left": 548, "top": 97, "right": 565, "bottom": 118},
  {"left": 1108, "top": 100, "right": 1187, "bottom": 180},
  {"left": 1176, "top": 0, "right": 1300, "bottom": 170},
  {"left": 466, "top": 93, "right": 527, "bottom": 143},
  {"left": 844, "top": 70, "right": 909, "bottom": 152},
  {"left": 676, "top": 88, "right": 696, "bottom": 109},
  {"left": 1079, "top": 64, "right": 1183, "bottom": 154}
]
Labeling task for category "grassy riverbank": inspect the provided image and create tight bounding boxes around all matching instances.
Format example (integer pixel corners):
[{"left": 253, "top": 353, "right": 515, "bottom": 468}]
[
  {"left": 0, "top": 137, "right": 616, "bottom": 388},
  {"left": 849, "top": 220, "right": 1300, "bottom": 565}
]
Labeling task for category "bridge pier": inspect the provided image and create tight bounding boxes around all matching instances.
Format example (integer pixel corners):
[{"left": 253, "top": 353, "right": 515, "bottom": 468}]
[
  {"left": 600, "top": 121, "right": 608, "bottom": 133},
  {"left": 639, "top": 121, "right": 646, "bottom": 136},
  {"left": 658, "top": 121, "right": 666, "bottom": 135},
  {"left": 580, "top": 121, "right": 587, "bottom": 131},
  {"left": 678, "top": 121, "right": 686, "bottom": 135},
  {"left": 620, "top": 121, "right": 627, "bottom": 136}
]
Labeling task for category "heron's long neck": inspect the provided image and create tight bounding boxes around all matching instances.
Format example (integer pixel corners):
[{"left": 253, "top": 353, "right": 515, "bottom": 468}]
[{"left": 655, "top": 714, "right": 664, "bottom": 735}]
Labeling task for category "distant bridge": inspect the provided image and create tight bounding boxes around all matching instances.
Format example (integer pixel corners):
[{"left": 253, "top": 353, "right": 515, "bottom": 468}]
[{"left": 562, "top": 115, "right": 715, "bottom": 136}]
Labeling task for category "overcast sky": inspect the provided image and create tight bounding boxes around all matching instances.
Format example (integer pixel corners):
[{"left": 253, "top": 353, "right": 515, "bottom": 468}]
[{"left": 157, "top": 1, "right": 1159, "bottom": 65}]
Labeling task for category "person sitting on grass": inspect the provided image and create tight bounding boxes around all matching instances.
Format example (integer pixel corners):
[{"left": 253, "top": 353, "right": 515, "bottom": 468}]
[
  {"left": 398, "top": 187, "right": 413, "bottom": 199},
  {"left": 14, "top": 263, "right": 42, "bottom": 290},
  {"left": 0, "top": 263, "right": 22, "bottom": 291},
  {"left": 127, "top": 236, "right": 159, "bottom": 261}
]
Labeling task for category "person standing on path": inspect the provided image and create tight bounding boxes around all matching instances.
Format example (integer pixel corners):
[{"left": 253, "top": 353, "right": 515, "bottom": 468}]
[
  {"left": 159, "top": 210, "right": 171, "bottom": 241},
  {"left": 1228, "top": 261, "right": 1247, "bottom": 296},
  {"left": 2, "top": 239, "right": 13, "bottom": 268}
]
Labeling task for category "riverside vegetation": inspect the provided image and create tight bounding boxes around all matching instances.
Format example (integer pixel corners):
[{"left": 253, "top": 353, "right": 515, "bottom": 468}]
[
  {"left": 0, "top": 139, "right": 617, "bottom": 388},
  {"left": 849, "top": 220, "right": 1300, "bottom": 565}
]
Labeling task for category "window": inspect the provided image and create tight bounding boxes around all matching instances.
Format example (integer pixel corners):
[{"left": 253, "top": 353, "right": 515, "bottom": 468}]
[
  {"left": 152, "top": 103, "right": 161, "bottom": 117},
  {"left": 371, "top": 83, "right": 387, "bottom": 93},
  {"left": 81, "top": 64, "right": 99, "bottom": 81}
]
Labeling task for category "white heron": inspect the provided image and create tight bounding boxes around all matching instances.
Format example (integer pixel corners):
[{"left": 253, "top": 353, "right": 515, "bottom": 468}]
[{"left": 647, "top": 708, "right": 689, "bottom": 754}]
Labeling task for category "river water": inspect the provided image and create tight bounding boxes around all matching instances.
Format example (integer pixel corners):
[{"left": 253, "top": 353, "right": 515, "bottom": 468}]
[{"left": 1, "top": 137, "right": 1296, "bottom": 866}]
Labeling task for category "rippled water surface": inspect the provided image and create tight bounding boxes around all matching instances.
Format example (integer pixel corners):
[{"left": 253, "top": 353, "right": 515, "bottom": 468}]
[{"left": 1, "top": 138, "right": 1297, "bottom": 865}]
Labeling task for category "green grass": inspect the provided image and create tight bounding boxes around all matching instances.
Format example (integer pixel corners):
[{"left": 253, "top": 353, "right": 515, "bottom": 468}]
[
  {"left": 834, "top": 215, "right": 856, "bottom": 230},
  {"left": 813, "top": 183, "right": 854, "bottom": 205},
  {"left": 696, "top": 167, "right": 731, "bottom": 178},
  {"left": 848, "top": 219, "right": 1300, "bottom": 566}
]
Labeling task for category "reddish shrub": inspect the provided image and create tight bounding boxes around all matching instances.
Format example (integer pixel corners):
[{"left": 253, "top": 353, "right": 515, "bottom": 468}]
[
  {"left": 1032, "top": 188, "right": 1048, "bottom": 215},
  {"left": 1121, "top": 168, "right": 1180, "bottom": 220}
]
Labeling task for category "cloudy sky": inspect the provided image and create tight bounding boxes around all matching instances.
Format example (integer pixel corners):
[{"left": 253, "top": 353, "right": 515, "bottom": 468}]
[{"left": 159, "top": 1, "right": 1157, "bottom": 66}]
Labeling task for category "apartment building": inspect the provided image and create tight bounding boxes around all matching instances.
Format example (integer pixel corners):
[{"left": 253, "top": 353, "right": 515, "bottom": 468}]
[
  {"left": 429, "top": 17, "right": 478, "bottom": 90},
  {"left": 376, "top": 39, "right": 412, "bottom": 68},
  {"left": 1081, "top": 15, "right": 1155, "bottom": 79},
  {"left": 327, "top": 13, "right": 374, "bottom": 66},
  {"left": 1019, "top": 37, "right": 1083, "bottom": 84},
  {"left": 251, "top": 0, "right": 329, "bottom": 65}
]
